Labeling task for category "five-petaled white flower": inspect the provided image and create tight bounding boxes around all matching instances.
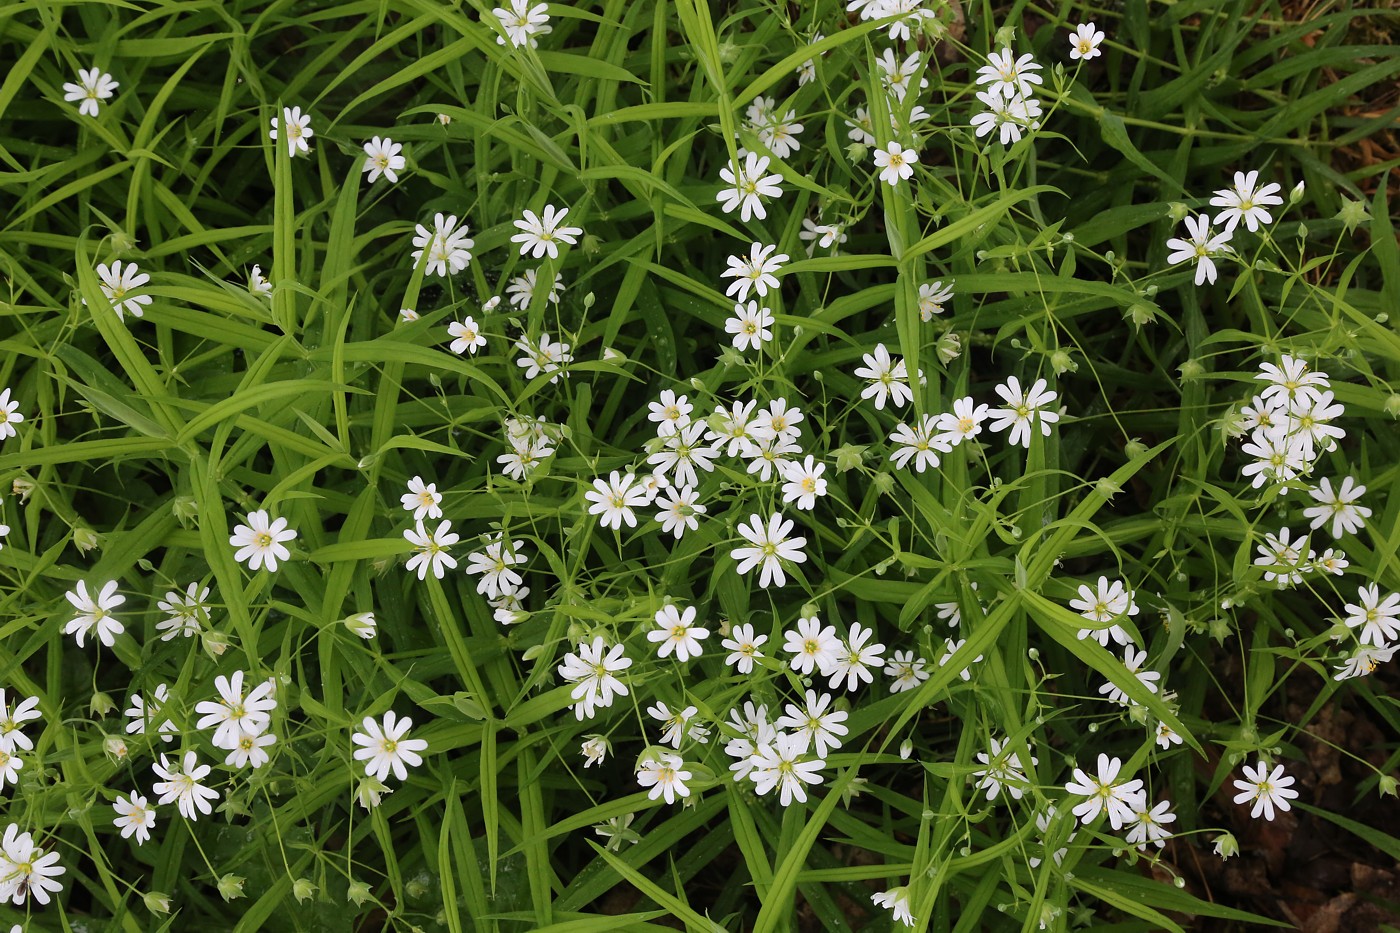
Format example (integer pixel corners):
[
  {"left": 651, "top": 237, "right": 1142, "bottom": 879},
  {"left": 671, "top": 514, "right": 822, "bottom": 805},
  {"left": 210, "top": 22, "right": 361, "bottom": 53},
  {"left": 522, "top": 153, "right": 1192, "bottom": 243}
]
[
  {"left": 511, "top": 204, "right": 582, "bottom": 260},
  {"left": 871, "top": 887, "right": 915, "bottom": 928},
  {"left": 1165, "top": 214, "right": 1233, "bottom": 286},
  {"left": 229, "top": 510, "right": 297, "bottom": 572},
  {"left": 0, "top": 824, "right": 65, "bottom": 905},
  {"left": 637, "top": 752, "right": 691, "bottom": 804},
  {"left": 353, "top": 711, "right": 429, "bottom": 782},
  {"left": 1068, "top": 23, "right": 1105, "bottom": 61},
  {"left": 95, "top": 260, "right": 152, "bottom": 319},
  {"left": 1211, "top": 170, "right": 1284, "bottom": 234},
  {"left": 1303, "top": 476, "right": 1370, "bottom": 539},
  {"left": 1069, "top": 576, "right": 1138, "bottom": 647},
  {"left": 401, "top": 476, "right": 444, "bottom": 522},
  {"left": 976, "top": 48, "right": 1044, "bottom": 99},
  {"left": 269, "top": 106, "right": 313, "bottom": 158},
  {"left": 775, "top": 689, "right": 848, "bottom": 757},
  {"left": 749, "top": 731, "right": 826, "bottom": 806},
  {"left": 779, "top": 455, "right": 827, "bottom": 511},
  {"left": 585, "top": 471, "right": 649, "bottom": 530},
  {"left": 873, "top": 141, "right": 918, "bottom": 187},
  {"left": 194, "top": 671, "right": 277, "bottom": 749},
  {"left": 988, "top": 376, "right": 1060, "bottom": 448},
  {"left": 557, "top": 636, "right": 632, "bottom": 719},
  {"left": 447, "top": 316, "right": 487, "bottom": 356},
  {"left": 1343, "top": 584, "right": 1400, "bottom": 648},
  {"left": 63, "top": 67, "right": 119, "bottom": 117},
  {"left": 654, "top": 484, "right": 706, "bottom": 539},
  {"left": 854, "top": 343, "right": 913, "bottom": 410},
  {"left": 112, "top": 792, "right": 156, "bottom": 844},
  {"left": 492, "top": 0, "right": 552, "bottom": 48},
  {"left": 248, "top": 264, "right": 272, "bottom": 296},
  {"left": 63, "top": 580, "right": 125, "bottom": 648},
  {"left": 933, "top": 396, "right": 988, "bottom": 449},
  {"left": 783, "top": 616, "right": 841, "bottom": 676},
  {"left": 648, "top": 604, "right": 709, "bottom": 662},
  {"left": 362, "top": 136, "right": 405, "bottom": 183},
  {"left": 731, "top": 512, "right": 807, "bottom": 588},
  {"left": 0, "top": 389, "right": 22, "bottom": 441},
  {"left": 404, "top": 519, "right": 460, "bottom": 581},
  {"left": 1231, "top": 760, "right": 1298, "bottom": 821},
  {"left": 1064, "top": 753, "right": 1144, "bottom": 829},
  {"left": 464, "top": 534, "right": 527, "bottom": 598},
  {"left": 722, "top": 242, "right": 788, "bottom": 302},
  {"left": 1126, "top": 799, "right": 1177, "bottom": 850},
  {"left": 411, "top": 213, "right": 474, "bottom": 277},
  {"left": 725, "top": 301, "right": 775, "bottom": 352},
  {"left": 152, "top": 751, "right": 220, "bottom": 821},
  {"left": 827, "top": 622, "right": 886, "bottom": 692},
  {"left": 721, "top": 622, "right": 768, "bottom": 674},
  {"left": 717, "top": 151, "right": 784, "bottom": 222}
]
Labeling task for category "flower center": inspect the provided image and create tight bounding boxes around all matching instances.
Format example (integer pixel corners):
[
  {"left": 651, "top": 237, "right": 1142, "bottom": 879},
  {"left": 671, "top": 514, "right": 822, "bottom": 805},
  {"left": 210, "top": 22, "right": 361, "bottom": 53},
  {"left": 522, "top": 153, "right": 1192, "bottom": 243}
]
[{"left": 255, "top": 531, "right": 273, "bottom": 548}]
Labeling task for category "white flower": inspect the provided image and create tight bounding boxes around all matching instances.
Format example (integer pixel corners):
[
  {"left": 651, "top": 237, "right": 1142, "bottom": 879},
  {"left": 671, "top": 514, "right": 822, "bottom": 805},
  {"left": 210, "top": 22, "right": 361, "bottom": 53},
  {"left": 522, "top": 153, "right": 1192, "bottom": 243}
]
[
  {"left": 411, "top": 213, "right": 474, "bottom": 277},
  {"left": 1125, "top": 799, "right": 1177, "bottom": 850},
  {"left": 707, "top": 399, "right": 759, "bottom": 456},
  {"left": 401, "top": 476, "right": 444, "bottom": 522},
  {"left": 646, "top": 421, "right": 718, "bottom": 488},
  {"left": 448, "top": 316, "right": 487, "bottom": 355},
  {"left": 124, "top": 684, "right": 176, "bottom": 742},
  {"left": 889, "top": 415, "right": 947, "bottom": 472},
  {"left": 0, "top": 389, "right": 21, "bottom": 441},
  {"left": 1240, "top": 429, "right": 1309, "bottom": 489},
  {"left": 63, "top": 67, "right": 119, "bottom": 117},
  {"left": 756, "top": 109, "right": 804, "bottom": 158},
  {"left": 976, "top": 48, "right": 1043, "bottom": 99},
  {"left": 506, "top": 269, "right": 565, "bottom": 308},
  {"left": 1256, "top": 354, "right": 1329, "bottom": 407},
  {"left": 717, "top": 151, "right": 784, "bottom": 222},
  {"left": 972, "top": 736, "right": 1037, "bottom": 801},
  {"left": 885, "top": 649, "right": 930, "bottom": 693},
  {"left": 0, "top": 748, "right": 20, "bottom": 790},
  {"left": 647, "top": 604, "right": 709, "bottom": 662},
  {"left": 775, "top": 689, "right": 848, "bottom": 758},
  {"left": 0, "top": 693, "right": 40, "bottom": 754},
  {"left": 722, "top": 242, "right": 788, "bottom": 302},
  {"left": 0, "top": 824, "right": 65, "bottom": 905},
  {"left": 654, "top": 484, "right": 706, "bottom": 539},
  {"left": 799, "top": 217, "right": 847, "bottom": 255},
  {"left": 1231, "top": 760, "right": 1298, "bottom": 821},
  {"left": 95, "top": 259, "right": 152, "bottom": 319},
  {"left": 647, "top": 702, "right": 705, "bottom": 749},
  {"left": 344, "top": 611, "right": 377, "bottom": 639},
  {"left": 647, "top": 389, "right": 693, "bottom": 437},
  {"left": 248, "top": 264, "right": 272, "bottom": 296},
  {"left": 464, "top": 534, "right": 527, "bottom": 598},
  {"left": 557, "top": 637, "right": 632, "bottom": 719},
  {"left": 581, "top": 736, "right": 609, "bottom": 767},
  {"left": 229, "top": 510, "right": 297, "bottom": 572},
  {"left": 195, "top": 671, "right": 278, "bottom": 750},
  {"left": 269, "top": 105, "right": 313, "bottom": 157},
  {"left": 492, "top": 0, "right": 551, "bottom": 48},
  {"left": 988, "top": 376, "right": 1059, "bottom": 447},
  {"left": 1211, "top": 170, "right": 1284, "bottom": 234},
  {"left": 873, "top": 141, "right": 918, "bottom": 187},
  {"left": 637, "top": 753, "right": 691, "bottom": 804},
  {"left": 1069, "top": 576, "right": 1137, "bottom": 647},
  {"left": 1303, "top": 476, "right": 1370, "bottom": 539},
  {"left": 352, "top": 711, "right": 428, "bottom": 782},
  {"left": 513, "top": 332, "right": 573, "bottom": 382},
  {"left": 779, "top": 455, "right": 827, "bottom": 511},
  {"left": 585, "top": 471, "right": 649, "bottom": 530},
  {"left": 63, "top": 580, "right": 125, "bottom": 648},
  {"left": 720, "top": 622, "right": 768, "bottom": 674},
  {"left": 362, "top": 136, "right": 405, "bottom": 183},
  {"left": 1253, "top": 526, "right": 1310, "bottom": 587},
  {"left": 511, "top": 204, "right": 582, "bottom": 260},
  {"left": 749, "top": 397, "right": 805, "bottom": 445},
  {"left": 113, "top": 792, "right": 156, "bottom": 844},
  {"left": 827, "top": 622, "right": 886, "bottom": 692},
  {"left": 783, "top": 616, "right": 841, "bottom": 676},
  {"left": 723, "top": 702, "right": 776, "bottom": 781},
  {"left": 918, "top": 280, "right": 954, "bottom": 320},
  {"left": 933, "top": 397, "right": 988, "bottom": 449},
  {"left": 1064, "top": 754, "right": 1144, "bottom": 829},
  {"left": 1165, "top": 214, "right": 1233, "bottom": 286},
  {"left": 225, "top": 730, "right": 277, "bottom": 769},
  {"left": 970, "top": 88, "right": 1040, "bottom": 146},
  {"left": 937, "top": 637, "right": 982, "bottom": 681},
  {"left": 731, "top": 512, "right": 807, "bottom": 588},
  {"left": 1333, "top": 645, "right": 1397, "bottom": 681},
  {"left": 152, "top": 751, "right": 220, "bottom": 820},
  {"left": 725, "top": 301, "right": 775, "bottom": 352},
  {"left": 749, "top": 731, "right": 825, "bottom": 806},
  {"left": 871, "top": 887, "right": 914, "bottom": 927},
  {"left": 1097, "top": 645, "right": 1161, "bottom": 706},
  {"left": 1068, "top": 22, "right": 1105, "bottom": 61},
  {"left": 854, "top": 343, "right": 913, "bottom": 409},
  {"left": 876, "top": 49, "right": 927, "bottom": 102},
  {"left": 1343, "top": 584, "right": 1400, "bottom": 648},
  {"left": 404, "top": 519, "right": 460, "bottom": 581}
]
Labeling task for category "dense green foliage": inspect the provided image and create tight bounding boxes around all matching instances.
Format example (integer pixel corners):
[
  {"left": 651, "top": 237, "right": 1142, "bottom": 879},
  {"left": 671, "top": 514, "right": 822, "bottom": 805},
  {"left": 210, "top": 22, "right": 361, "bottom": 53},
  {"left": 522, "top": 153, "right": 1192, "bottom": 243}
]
[{"left": 0, "top": 0, "right": 1397, "bottom": 930}]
